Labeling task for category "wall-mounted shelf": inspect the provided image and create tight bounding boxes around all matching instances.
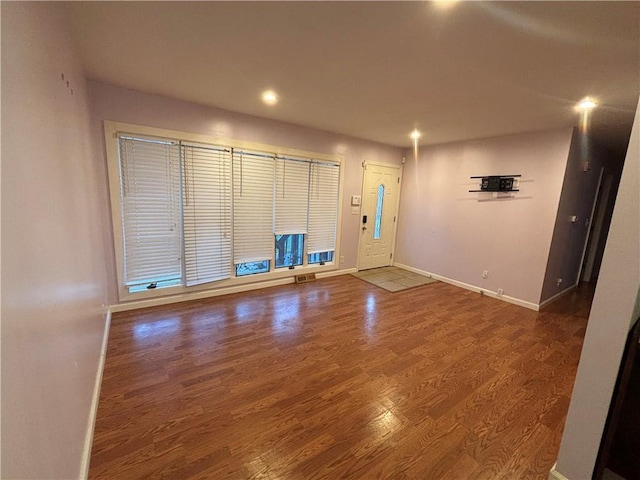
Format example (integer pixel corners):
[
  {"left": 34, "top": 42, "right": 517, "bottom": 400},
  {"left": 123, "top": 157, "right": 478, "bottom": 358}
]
[{"left": 469, "top": 175, "right": 521, "bottom": 193}]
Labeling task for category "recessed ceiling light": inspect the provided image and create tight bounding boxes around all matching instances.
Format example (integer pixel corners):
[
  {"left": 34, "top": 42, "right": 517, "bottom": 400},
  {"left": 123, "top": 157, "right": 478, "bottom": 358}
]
[
  {"left": 410, "top": 129, "right": 422, "bottom": 140},
  {"left": 433, "top": 0, "right": 460, "bottom": 10},
  {"left": 261, "top": 90, "right": 278, "bottom": 106},
  {"left": 576, "top": 97, "right": 598, "bottom": 110}
]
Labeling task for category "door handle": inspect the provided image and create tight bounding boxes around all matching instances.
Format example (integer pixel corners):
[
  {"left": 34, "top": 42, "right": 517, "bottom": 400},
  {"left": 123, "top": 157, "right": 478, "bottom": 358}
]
[{"left": 362, "top": 226, "right": 367, "bottom": 231}]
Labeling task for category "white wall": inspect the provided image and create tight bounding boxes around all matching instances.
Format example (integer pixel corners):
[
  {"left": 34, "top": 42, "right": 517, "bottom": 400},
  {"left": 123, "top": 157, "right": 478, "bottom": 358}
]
[
  {"left": 553, "top": 98, "right": 640, "bottom": 480},
  {"left": 86, "top": 81, "right": 404, "bottom": 305},
  {"left": 394, "top": 129, "right": 573, "bottom": 306},
  {"left": 540, "top": 128, "right": 606, "bottom": 302},
  {"left": 1, "top": 3, "right": 110, "bottom": 478}
]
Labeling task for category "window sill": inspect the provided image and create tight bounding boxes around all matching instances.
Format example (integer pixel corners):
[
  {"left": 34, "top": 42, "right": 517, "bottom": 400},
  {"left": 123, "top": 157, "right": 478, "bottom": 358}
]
[{"left": 117, "top": 262, "right": 339, "bottom": 303}]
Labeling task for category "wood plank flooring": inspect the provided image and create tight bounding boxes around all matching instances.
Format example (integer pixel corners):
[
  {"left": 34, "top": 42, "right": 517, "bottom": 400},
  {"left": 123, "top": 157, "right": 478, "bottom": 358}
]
[{"left": 89, "top": 276, "right": 592, "bottom": 479}]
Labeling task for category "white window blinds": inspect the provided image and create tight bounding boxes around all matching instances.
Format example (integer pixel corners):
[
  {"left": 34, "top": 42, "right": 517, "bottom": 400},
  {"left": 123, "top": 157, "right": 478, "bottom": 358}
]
[
  {"left": 181, "top": 142, "right": 232, "bottom": 286},
  {"left": 308, "top": 162, "right": 340, "bottom": 254},
  {"left": 113, "top": 124, "right": 343, "bottom": 297},
  {"left": 275, "top": 158, "right": 310, "bottom": 235},
  {"left": 119, "top": 136, "right": 182, "bottom": 287},
  {"left": 233, "top": 151, "right": 275, "bottom": 264}
]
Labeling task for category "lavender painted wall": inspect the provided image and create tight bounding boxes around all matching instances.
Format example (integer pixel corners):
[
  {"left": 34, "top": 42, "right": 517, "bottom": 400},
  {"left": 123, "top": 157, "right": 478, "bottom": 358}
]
[
  {"left": 86, "top": 81, "right": 404, "bottom": 305},
  {"left": 554, "top": 98, "right": 639, "bottom": 480},
  {"left": 540, "top": 128, "right": 606, "bottom": 302},
  {"left": 394, "top": 129, "right": 574, "bottom": 305},
  {"left": 1, "top": 3, "right": 110, "bottom": 478}
]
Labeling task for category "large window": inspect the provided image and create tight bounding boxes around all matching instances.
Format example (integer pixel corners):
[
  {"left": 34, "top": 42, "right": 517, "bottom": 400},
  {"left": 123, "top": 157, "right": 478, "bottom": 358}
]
[
  {"left": 233, "top": 150, "right": 275, "bottom": 274},
  {"left": 118, "top": 136, "right": 182, "bottom": 290},
  {"left": 275, "top": 157, "right": 309, "bottom": 269},
  {"left": 110, "top": 123, "right": 341, "bottom": 299},
  {"left": 309, "top": 162, "right": 340, "bottom": 254},
  {"left": 181, "top": 142, "right": 232, "bottom": 286}
]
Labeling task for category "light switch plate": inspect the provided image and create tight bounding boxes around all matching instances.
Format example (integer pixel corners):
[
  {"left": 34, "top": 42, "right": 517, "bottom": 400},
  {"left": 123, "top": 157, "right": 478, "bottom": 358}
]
[{"left": 351, "top": 195, "right": 361, "bottom": 206}]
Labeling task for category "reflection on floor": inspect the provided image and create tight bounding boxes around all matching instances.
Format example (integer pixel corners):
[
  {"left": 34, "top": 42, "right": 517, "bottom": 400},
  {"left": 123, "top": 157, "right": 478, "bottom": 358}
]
[
  {"left": 90, "top": 277, "right": 594, "bottom": 479},
  {"left": 351, "top": 265, "right": 438, "bottom": 292}
]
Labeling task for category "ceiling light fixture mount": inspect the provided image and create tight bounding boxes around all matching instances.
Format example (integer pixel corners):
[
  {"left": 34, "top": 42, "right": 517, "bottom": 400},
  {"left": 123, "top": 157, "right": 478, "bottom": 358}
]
[
  {"left": 410, "top": 129, "right": 421, "bottom": 161},
  {"left": 261, "top": 90, "right": 279, "bottom": 106},
  {"left": 576, "top": 97, "right": 598, "bottom": 111}
]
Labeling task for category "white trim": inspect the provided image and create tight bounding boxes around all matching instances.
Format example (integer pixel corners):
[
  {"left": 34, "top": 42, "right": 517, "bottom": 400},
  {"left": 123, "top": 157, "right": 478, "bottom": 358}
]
[
  {"left": 80, "top": 308, "right": 112, "bottom": 479},
  {"left": 577, "top": 166, "right": 604, "bottom": 283},
  {"left": 317, "top": 267, "right": 357, "bottom": 278},
  {"left": 104, "top": 123, "right": 127, "bottom": 301},
  {"left": 363, "top": 160, "right": 404, "bottom": 169},
  {"left": 539, "top": 283, "right": 579, "bottom": 310},
  {"left": 333, "top": 162, "right": 345, "bottom": 278},
  {"left": 390, "top": 163, "right": 404, "bottom": 267},
  {"left": 583, "top": 173, "right": 614, "bottom": 281},
  {"left": 119, "top": 262, "right": 338, "bottom": 303},
  {"left": 110, "top": 268, "right": 356, "bottom": 313},
  {"left": 548, "top": 463, "right": 571, "bottom": 480},
  {"left": 392, "top": 263, "right": 540, "bottom": 311}
]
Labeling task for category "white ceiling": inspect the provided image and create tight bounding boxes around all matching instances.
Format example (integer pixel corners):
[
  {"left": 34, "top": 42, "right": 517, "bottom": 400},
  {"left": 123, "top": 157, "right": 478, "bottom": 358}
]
[{"left": 66, "top": 1, "right": 640, "bottom": 153}]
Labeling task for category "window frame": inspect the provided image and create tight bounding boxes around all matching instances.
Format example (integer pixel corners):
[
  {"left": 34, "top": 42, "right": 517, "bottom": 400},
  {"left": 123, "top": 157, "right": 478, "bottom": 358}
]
[{"left": 105, "top": 121, "right": 344, "bottom": 302}]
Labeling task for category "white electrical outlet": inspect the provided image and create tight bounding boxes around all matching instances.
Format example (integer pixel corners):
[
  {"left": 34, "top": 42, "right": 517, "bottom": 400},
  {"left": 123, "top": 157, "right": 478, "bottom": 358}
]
[
  {"left": 482, "top": 270, "right": 489, "bottom": 279},
  {"left": 497, "top": 288, "right": 504, "bottom": 296},
  {"left": 340, "top": 256, "right": 345, "bottom": 264}
]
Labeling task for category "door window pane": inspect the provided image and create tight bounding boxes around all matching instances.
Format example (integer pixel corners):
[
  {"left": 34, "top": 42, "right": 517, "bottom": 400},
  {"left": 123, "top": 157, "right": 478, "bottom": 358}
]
[{"left": 374, "top": 184, "right": 384, "bottom": 240}]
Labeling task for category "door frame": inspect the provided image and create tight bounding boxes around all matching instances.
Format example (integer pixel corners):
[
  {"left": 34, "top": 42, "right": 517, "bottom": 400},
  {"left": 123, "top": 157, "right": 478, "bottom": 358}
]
[
  {"left": 356, "top": 160, "right": 404, "bottom": 271},
  {"left": 582, "top": 170, "right": 613, "bottom": 282},
  {"left": 577, "top": 166, "right": 604, "bottom": 283}
]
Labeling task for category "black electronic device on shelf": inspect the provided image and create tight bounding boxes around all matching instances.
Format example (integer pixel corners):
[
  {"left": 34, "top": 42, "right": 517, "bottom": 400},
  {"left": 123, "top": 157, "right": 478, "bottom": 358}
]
[{"left": 469, "top": 175, "right": 521, "bottom": 193}]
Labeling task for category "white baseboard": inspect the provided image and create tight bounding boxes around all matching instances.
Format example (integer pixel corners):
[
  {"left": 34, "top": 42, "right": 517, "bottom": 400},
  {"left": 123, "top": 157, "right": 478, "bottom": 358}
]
[
  {"left": 111, "top": 268, "right": 357, "bottom": 313},
  {"left": 548, "top": 463, "right": 571, "bottom": 480},
  {"left": 539, "top": 283, "right": 578, "bottom": 310},
  {"left": 80, "top": 308, "right": 112, "bottom": 479},
  {"left": 318, "top": 267, "right": 356, "bottom": 278},
  {"left": 393, "top": 263, "right": 539, "bottom": 311}
]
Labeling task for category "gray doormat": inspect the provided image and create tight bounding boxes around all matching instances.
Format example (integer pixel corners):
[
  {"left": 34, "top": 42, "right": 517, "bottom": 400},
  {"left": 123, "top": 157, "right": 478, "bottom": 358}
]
[{"left": 351, "top": 266, "right": 438, "bottom": 292}]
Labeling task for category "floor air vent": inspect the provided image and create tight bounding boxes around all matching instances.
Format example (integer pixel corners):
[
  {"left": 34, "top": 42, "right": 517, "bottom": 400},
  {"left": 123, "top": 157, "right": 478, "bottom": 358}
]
[{"left": 295, "top": 273, "right": 316, "bottom": 284}]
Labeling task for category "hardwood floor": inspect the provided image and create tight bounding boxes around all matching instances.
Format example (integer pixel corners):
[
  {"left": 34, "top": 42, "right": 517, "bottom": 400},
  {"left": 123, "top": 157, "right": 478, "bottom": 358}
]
[{"left": 89, "top": 276, "right": 592, "bottom": 479}]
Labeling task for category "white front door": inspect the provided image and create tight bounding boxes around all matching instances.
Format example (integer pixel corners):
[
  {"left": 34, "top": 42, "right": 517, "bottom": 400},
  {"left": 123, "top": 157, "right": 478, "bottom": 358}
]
[{"left": 358, "top": 163, "right": 401, "bottom": 270}]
